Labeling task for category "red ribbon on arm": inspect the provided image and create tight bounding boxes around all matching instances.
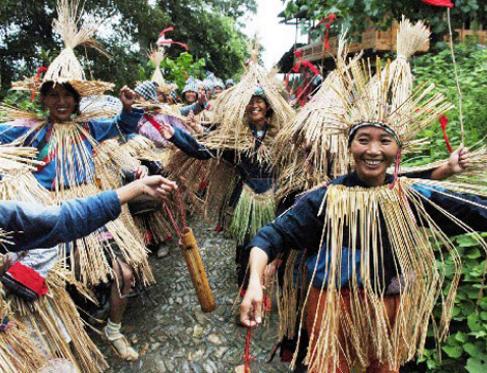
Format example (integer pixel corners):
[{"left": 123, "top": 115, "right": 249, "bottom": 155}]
[
  {"left": 439, "top": 115, "right": 453, "bottom": 153},
  {"left": 421, "top": 0, "right": 454, "bottom": 8}
]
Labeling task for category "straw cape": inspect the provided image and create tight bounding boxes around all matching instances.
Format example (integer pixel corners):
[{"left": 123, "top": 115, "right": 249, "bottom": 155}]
[
  {"left": 274, "top": 29, "right": 487, "bottom": 373},
  {"left": 0, "top": 146, "right": 108, "bottom": 372}
]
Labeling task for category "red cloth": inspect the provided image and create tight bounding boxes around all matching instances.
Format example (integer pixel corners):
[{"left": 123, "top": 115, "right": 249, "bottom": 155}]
[
  {"left": 421, "top": 0, "right": 454, "bottom": 8},
  {"left": 7, "top": 262, "right": 48, "bottom": 296}
]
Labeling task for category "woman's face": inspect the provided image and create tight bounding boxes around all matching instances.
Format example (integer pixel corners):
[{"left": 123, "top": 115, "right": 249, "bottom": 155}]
[
  {"left": 41, "top": 84, "right": 77, "bottom": 123},
  {"left": 184, "top": 90, "right": 197, "bottom": 103},
  {"left": 350, "top": 126, "right": 399, "bottom": 186},
  {"left": 246, "top": 96, "right": 268, "bottom": 124},
  {"left": 214, "top": 86, "right": 223, "bottom": 95}
]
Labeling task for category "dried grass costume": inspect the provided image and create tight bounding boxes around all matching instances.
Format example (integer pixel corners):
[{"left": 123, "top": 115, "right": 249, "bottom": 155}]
[
  {"left": 247, "top": 49, "right": 487, "bottom": 372},
  {"left": 166, "top": 60, "right": 294, "bottom": 283}
]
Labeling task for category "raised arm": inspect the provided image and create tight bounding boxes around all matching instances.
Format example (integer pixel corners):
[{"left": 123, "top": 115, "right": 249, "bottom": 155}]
[
  {"left": 88, "top": 86, "right": 144, "bottom": 142},
  {"left": 412, "top": 183, "right": 487, "bottom": 236}
]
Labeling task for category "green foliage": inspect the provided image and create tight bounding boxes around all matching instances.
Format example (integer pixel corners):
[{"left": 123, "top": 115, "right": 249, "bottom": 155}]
[
  {"left": 411, "top": 233, "right": 487, "bottom": 373},
  {"left": 404, "top": 43, "right": 487, "bottom": 166},
  {"left": 283, "top": 0, "right": 487, "bottom": 45},
  {"left": 157, "top": 52, "right": 206, "bottom": 90},
  {"left": 0, "top": 0, "right": 255, "bottom": 97},
  {"left": 400, "top": 43, "right": 487, "bottom": 373}
]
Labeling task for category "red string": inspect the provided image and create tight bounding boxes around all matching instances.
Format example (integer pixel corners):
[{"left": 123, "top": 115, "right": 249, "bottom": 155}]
[
  {"left": 162, "top": 188, "right": 187, "bottom": 238},
  {"left": 243, "top": 327, "right": 253, "bottom": 372},
  {"left": 439, "top": 115, "right": 453, "bottom": 153}
]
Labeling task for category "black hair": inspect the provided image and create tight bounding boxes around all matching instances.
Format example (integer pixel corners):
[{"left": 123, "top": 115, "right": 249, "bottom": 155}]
[{"left": 40, "top": 81, "right": 81, "bottom": 114}]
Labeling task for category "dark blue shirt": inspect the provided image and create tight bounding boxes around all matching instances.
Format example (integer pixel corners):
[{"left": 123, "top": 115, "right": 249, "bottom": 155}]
[{"left": 249, "top": 172, "right": 487, "bottom": 288}]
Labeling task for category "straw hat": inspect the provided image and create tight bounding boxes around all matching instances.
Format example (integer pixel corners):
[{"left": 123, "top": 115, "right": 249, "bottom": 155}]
[{"left": 12, "top": 0, "right": 113, "bottom": 97}]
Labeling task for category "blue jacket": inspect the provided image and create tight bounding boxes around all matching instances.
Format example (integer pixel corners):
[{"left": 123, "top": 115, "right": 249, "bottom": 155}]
[
  {"left": 249, "top": 172, "right": 487, "bottom": 289},
  {"left": 0, "top": 109, "right": 143, "bottom": 189},
  {"left": 0, "top": 191, "right": 121, "bottom": 252}
]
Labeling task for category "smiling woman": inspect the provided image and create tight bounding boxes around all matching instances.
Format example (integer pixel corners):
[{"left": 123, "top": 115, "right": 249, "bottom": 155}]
[
  {"left": 350, "top": 126, "right": 400, "bottom": 186},
  {"left": 40, "top": 82, "right": 81, "bottom": 122}
]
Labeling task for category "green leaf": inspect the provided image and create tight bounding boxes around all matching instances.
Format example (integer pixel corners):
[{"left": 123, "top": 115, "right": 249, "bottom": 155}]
[
  {"left": 442, "top": 344, "right": 463, "bottom": 359},
  {"left": 466, "top": 357, "right": 487, "bottom": 373}
]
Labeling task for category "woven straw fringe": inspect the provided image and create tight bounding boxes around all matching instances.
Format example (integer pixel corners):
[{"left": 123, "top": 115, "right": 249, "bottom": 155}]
[
  {"left": 120, "top": 135, "right": 162, "bottom": 161},
  {"left": 0, "top": 171, "right": 51, "bottom": 204},
  {"left": 229, "top": 184, "right": 275, "bottom": 244},
  {"left": 166, "top": 149, "right": 238, "bottom": 225},
  {"left": 291, "top": 179, "right": 487, "bottom": 371},
  {"left": 0, "top": 291, "right": 47, "bottom": 373},
  {"left": 276, "top": 250, "right": 307, "bottom": 340},
  {"left": 7, "top": 265, "right": 108, "bottom": 373}
]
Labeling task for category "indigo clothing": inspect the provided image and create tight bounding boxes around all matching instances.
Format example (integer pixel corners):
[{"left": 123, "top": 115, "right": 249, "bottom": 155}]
[
  {"left": 249, "top": 172, "right": 487, "bottom": 289},
  {"left": 170, "top": 126, "right": 274, "bottom": 196},
  {"left": 0, "top": 191, "right": 121, "bottom": 252},
  {"left": 0, "top": 109, "right": 143, "bottom": 190}
]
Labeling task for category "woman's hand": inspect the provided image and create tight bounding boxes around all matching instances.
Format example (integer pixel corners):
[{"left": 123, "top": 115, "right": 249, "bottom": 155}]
[
  {"left": 448, "top": 144, "right": 471, "bottom": 174},
  {"left": 158, "top": 120, "right": 175, "bottom": 140},
  {"left": 120, "top": 86, "right": 137, "bottom": 112},
  {"left": 116, "top": 175, "right": 177, "bottom": 204},
  {"left": 240, "top": 276, "right": 264, "bottom": 328},
  {"left": 134, "top": 165, "right": 149, "bottom": 179}
]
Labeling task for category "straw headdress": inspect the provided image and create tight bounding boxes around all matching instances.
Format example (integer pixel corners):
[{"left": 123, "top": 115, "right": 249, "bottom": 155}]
[
  {"left": 12, "top": 0, "right": 113, "bottom": 97},
  {"left": 274, "top": 19, "right": 432, "bottom": 200}
]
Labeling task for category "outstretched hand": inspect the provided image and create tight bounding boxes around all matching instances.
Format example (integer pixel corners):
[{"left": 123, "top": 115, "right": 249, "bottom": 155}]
[
  {"left": 120, "top": 86, "right": 137, "bottom": 112},
  {"left": 157, "top": 120, "right": 175, "bottom": 140},
  {"left": 448, "top": 144, "right": 471, "bottom": 174},
  {"left": 138, "top": 175, "right": 177, "bottom": 201}
]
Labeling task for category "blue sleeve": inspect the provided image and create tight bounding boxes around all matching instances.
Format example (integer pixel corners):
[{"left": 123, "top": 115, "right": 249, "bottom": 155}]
[
  {"left": 0, "top": 191, "right": 121, "bottom": 251},
  {"left": 179, "top": 102, "right": 205, "bottom": 117},
  {"left": 248, "top": 187, "right": 326, "bottom": 261},
  {"left": 88, "top": 108, "right": 144, "bottom": 142},
  {"left": 0, "top": 123, "right": 31, "bottom": 144},
  {"left": 412, "top": 183, "right": 487, "bottom": 235},
  {"left": 169, "top": 126, "right": 217, "bottom": 160}
]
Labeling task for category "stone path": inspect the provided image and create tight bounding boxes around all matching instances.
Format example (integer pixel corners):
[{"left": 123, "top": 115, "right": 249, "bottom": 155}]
[{"left": 97, "top": 218, "right": 289, "bottom": 372}]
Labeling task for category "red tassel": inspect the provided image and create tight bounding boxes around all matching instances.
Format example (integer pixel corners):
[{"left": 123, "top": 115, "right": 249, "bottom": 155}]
[
  {"left": 421, "top": 0, "right": 454, "bottom": 8},
  {"left": 439, "top": 115, "right": 453, "bottom": 153},
  {"left": 160, "top": 26, "right": 175, "bottom": 36},
  {"left": 317, "top": 13, "right": 337, "bottom": 51}
]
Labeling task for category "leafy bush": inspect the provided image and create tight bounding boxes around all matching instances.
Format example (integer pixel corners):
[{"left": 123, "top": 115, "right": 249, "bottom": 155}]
[{"left": 403, "top": 43, "right": 487, "bottom": 373}]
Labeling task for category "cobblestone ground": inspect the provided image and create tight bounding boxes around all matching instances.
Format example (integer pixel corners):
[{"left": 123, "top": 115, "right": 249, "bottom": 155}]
[{"left": 96, "top": 218, "right": 289, "bottom": 372}]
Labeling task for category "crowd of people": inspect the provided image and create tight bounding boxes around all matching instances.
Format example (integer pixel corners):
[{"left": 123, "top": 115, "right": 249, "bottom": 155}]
[{"left": 0, "top": 2, "right": 486, "bottom": 372}]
